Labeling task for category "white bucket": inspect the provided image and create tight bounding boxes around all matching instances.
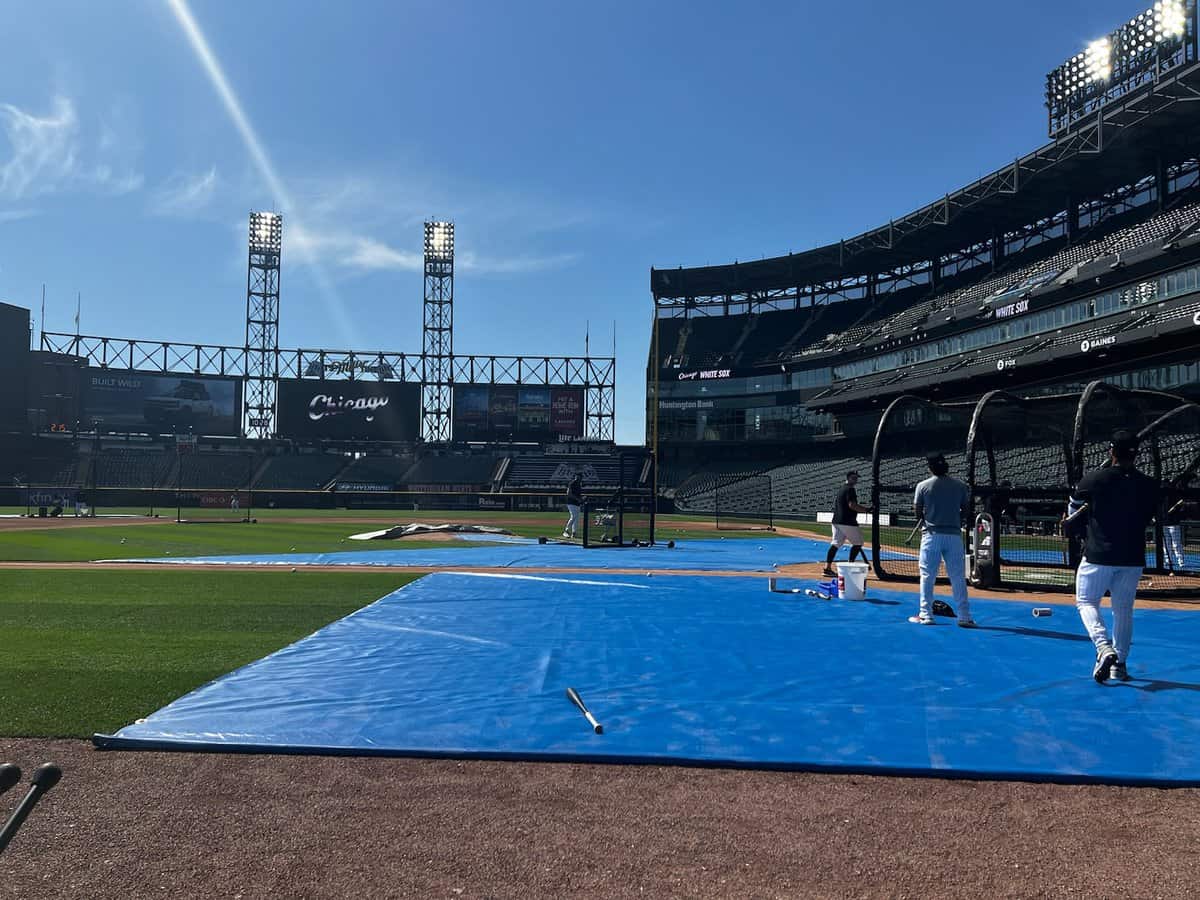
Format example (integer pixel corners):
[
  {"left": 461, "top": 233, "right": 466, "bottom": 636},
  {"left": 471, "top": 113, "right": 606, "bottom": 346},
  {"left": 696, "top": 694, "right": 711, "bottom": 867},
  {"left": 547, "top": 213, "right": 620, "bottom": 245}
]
[{"left": 836, "top": 562, "right": 869, "bottom": 601}]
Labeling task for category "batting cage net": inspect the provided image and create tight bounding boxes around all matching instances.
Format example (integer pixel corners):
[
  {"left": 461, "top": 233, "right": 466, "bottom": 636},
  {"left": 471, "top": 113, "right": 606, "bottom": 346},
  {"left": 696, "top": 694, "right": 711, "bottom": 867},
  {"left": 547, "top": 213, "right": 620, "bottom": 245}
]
[
  {"left": 1072, "top": 382, "right": 1183, "bottom": 478},
  {"left": 871, "top": 395, "right": 975, "bottom": 583},
  {"left": 966, "top": 390, "right": 1079, "bottom": 591},
  {"left": 1137, "top": 402, "right": 1200, "bottom": 595},
  {"left": 174, "top": 442, "right": 255, "bottom": 524},
  {"left": 715, "top": 474, "right": 774, "bottom": 532},
  {"left": 583, "top": 451, "right": 655, "bottom": 548}
]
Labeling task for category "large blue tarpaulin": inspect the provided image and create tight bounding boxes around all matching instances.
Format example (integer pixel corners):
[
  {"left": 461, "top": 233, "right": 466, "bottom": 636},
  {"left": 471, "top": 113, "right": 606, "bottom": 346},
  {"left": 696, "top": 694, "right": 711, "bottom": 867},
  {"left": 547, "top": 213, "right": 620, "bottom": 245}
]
[
  {"left": 107, "top": 536, "right": 914, "bottom": 571},
  {"left": 97, "top": 572, "right": 1200, "bottom": 785}
]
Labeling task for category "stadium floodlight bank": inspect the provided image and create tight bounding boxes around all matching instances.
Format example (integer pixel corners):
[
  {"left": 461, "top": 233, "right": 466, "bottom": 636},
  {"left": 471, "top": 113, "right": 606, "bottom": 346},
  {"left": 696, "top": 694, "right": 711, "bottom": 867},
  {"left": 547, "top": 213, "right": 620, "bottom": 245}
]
[
  {"left": 1046, "top": 1, "right": 1198, "bottom": 136},
  {"left": 582, "top": 452, "right": 656, "bottom": 548}
]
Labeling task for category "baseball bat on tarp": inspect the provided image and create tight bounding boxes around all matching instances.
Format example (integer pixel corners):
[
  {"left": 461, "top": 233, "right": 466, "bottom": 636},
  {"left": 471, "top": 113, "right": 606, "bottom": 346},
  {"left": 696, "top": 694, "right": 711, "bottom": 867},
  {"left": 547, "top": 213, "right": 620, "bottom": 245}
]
[{"left": 565, "top": 687, "right": 603, "bottom": 734}]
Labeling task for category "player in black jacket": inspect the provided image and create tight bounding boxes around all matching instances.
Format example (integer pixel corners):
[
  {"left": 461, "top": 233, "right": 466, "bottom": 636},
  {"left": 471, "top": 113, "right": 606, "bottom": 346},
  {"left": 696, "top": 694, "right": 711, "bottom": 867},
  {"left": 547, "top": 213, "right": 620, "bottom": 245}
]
[{"left": 1065, "top": 430, "right": 1159, "bottom": 683}]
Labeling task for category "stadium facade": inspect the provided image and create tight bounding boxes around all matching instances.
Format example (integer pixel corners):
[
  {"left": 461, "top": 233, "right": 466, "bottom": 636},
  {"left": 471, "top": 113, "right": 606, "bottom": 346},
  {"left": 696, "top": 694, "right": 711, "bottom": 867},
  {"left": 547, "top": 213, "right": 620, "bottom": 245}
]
[{"left": 650, "top": 2, "right": 1200, "bottom": 502}]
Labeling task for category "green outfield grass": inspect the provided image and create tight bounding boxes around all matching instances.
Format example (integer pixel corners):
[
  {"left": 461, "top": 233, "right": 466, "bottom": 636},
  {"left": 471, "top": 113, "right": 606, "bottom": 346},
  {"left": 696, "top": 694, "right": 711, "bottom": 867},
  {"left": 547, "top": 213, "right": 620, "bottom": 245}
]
[
  {"left": 0, "top": 569, "right": 417, "bottom": 738},
  {"left": 0, "top": 511, "right": 780, "bottom": 562}
]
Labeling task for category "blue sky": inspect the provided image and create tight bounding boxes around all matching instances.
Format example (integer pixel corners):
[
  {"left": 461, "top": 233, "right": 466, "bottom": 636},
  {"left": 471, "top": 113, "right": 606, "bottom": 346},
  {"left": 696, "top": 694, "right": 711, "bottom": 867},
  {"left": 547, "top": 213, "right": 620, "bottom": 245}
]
[{"left": 0, "top": 0, "right": 1145, "bottom": 443}]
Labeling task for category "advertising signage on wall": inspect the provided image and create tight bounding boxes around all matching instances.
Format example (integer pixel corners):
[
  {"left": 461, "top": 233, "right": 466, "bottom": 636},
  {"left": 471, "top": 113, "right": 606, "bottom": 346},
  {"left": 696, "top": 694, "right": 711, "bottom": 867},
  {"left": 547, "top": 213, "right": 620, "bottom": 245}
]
[
  {"left": 453, "top": 385, "right": 585, "bottom": 442},
  {"left": 83, "top": 369, "right": 241, "bottom": 436},
  {"left": 277, "top": 379, "right": 421, "bottom": 441}
]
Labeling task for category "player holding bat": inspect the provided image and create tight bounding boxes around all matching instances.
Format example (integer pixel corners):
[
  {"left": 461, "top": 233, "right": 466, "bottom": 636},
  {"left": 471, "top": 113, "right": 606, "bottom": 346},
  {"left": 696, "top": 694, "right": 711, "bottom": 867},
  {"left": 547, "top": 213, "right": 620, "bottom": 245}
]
[{"left": 1064, "top": 430, "right": 1159, "bottom": 683}]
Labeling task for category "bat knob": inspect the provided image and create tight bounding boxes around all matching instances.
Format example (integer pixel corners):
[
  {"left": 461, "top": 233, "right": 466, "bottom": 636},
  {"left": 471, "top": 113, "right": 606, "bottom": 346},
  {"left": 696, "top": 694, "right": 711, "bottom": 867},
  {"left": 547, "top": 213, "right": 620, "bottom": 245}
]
[{"left": 593, "top": 725, "right": 603, "bottom": 735}]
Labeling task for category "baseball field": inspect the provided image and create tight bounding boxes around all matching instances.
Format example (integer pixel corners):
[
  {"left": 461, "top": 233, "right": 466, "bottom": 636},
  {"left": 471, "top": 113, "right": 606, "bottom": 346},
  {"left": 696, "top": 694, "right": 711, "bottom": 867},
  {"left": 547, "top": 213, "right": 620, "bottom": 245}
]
[{"left": 3, "top": 510, "right": 1200, "bottom": 898}]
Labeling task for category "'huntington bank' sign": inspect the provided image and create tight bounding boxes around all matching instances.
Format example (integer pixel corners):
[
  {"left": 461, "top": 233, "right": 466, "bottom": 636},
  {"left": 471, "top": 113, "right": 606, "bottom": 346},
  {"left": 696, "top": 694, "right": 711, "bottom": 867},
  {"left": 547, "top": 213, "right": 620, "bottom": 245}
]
[{"left": 276, "top": 379, "right": 420, "bottom": 440}]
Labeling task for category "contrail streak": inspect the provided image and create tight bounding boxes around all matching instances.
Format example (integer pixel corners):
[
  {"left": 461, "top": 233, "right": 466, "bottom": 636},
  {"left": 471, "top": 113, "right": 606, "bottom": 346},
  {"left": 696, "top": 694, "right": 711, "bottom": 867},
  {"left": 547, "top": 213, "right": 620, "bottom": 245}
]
[{"left": 165, "top": 0, "right": 359, "bottom": 347}]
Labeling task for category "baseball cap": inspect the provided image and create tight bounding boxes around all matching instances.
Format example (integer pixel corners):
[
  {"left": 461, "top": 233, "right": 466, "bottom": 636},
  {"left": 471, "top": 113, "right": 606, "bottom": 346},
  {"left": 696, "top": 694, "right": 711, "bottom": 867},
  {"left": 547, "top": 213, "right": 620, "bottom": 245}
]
[
  {"left": 846, "top": 470, "right": 860, "bottom": 478},
  {"left": 926, "top": 452, "right": 947, "bottom": 466},
  {"left": 1110, "top": 429, "right": 1139, "bottom": 454}
]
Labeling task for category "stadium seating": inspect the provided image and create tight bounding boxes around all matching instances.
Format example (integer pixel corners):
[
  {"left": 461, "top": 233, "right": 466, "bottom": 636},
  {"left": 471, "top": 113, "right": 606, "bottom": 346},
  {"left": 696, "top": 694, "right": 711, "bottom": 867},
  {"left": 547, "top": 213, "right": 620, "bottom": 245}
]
[
  {"left": 766, "top": 200, "right": 1200, "bottom": 363},
  {"left": 94, "top": 448, "right": 177, "bottom": 488},
  {"left": 176, "top": 452, "right": 258, "bottom": 490},
  {"left": 254, "top": 453, "right": 348, "bottom": 490},
  {"left": 335, "top": 455, "right": 416, "bottom": 489},
  {"left": 502, "top": 454, "right": 622, "bottom": 491},
  {"left": 400, "top": 454, "right": 500, "bottom": 489}
]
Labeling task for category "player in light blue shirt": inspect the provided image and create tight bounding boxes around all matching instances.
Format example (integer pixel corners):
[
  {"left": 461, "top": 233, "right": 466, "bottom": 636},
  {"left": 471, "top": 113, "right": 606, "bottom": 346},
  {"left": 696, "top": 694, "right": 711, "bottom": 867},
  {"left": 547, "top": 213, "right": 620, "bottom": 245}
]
[{"left": 910, "top": 453, "right": 975, "bottom": 627}]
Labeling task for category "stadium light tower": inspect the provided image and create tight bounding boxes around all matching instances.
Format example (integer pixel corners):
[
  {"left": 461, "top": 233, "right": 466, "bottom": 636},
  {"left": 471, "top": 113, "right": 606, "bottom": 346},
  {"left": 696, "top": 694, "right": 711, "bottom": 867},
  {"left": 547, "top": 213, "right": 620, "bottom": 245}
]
[
  {"left": 422, "top": 220, "right": 454, "bottom": 443},
  {"left": 1046, "top": 0, "right": 1198, "bottom": 135},
  {"left": 245, "top": 211, "right": 282, "bottom": 440}
]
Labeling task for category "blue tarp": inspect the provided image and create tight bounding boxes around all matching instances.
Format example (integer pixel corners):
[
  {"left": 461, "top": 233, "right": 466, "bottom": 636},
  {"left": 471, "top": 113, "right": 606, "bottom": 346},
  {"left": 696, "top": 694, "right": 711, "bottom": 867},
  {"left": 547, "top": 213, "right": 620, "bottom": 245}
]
[
  {"left": 106, "top": 536, "right": 913, "bottom": 571},
  {"left": 96, "top": 572, "right": 1200, "bottom": 785}
]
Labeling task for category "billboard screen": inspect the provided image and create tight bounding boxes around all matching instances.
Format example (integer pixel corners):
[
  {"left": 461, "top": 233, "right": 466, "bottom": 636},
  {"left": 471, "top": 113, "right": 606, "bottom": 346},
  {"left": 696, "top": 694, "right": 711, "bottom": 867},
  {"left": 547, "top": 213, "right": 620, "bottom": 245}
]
[
  {"left": 82, "top": 369, "right": 241, "bottom": 436},
  {"left": 453, "top": 385, "right": 585, "bottom": 442},
  {"left": 277, "top": 379, "right": 421, "bottom": 441}
]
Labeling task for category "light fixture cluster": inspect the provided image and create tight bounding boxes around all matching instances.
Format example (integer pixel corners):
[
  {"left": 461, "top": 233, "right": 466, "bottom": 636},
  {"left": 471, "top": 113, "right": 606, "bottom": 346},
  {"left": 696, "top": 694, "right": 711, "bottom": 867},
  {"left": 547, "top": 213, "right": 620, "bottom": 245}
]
[
  {"left": 1047, "top": 0, "right": 1193, "bottom": 129},
  {"left": 249, "top": 211, "right": 282, "bottom": 254},
  {"left": 424, "top": 221, "right": 454, "bottom": 261}
]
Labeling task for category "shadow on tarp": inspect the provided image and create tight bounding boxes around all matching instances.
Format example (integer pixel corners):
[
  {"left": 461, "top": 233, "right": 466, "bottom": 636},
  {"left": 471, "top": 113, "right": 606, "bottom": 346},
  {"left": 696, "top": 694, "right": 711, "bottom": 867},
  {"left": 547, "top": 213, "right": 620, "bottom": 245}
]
[{"left": 95, "top": 573, "right": 1200, "bottom": 786}]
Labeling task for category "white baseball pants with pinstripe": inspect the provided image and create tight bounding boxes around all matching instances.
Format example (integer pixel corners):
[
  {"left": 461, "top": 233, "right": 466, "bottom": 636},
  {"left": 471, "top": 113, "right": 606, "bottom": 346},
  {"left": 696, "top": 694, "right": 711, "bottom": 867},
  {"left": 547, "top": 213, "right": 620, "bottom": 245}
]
[
  {"left": 1075, "top": 558, "right": 1141, "bottom": 661},
  {"left": 918, "top": 531, "right": 970, "bottom": 620}
]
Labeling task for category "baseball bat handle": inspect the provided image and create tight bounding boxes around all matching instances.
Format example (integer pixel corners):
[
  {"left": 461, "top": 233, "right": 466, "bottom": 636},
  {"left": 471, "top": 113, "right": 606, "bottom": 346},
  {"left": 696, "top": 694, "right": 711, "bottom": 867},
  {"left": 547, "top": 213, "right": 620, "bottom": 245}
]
[
  {"left": 565, "top": 688, "right": 604, "bottom": 735},
  {"left": 1063, "top": 502, "right": 1089, "bottom": 524}
]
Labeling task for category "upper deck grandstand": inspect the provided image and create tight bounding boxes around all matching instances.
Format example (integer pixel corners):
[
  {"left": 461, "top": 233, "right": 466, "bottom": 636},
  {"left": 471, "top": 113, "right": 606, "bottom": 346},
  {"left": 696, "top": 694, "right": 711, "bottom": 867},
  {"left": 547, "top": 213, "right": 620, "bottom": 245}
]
[{"left": 650, "top": 6, "right": 1200, "bottom": 501}]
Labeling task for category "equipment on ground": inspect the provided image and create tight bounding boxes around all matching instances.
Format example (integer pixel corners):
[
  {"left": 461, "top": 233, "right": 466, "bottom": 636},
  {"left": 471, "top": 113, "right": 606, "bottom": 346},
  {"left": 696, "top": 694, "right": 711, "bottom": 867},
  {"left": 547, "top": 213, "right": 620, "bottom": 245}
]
[
  {"left": 565, "top": 687, "right": 603, "bottom": 734},
  {"left": 0, "top": 763, "right": 62, "bottom": 855}
]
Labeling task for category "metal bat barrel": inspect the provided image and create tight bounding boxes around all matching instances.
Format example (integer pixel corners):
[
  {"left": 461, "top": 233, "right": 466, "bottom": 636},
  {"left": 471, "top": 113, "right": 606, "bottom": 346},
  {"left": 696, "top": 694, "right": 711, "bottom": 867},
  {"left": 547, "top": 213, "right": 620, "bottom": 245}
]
[{"left": 0, "top": 764, "right": 62, "bottom": 855}]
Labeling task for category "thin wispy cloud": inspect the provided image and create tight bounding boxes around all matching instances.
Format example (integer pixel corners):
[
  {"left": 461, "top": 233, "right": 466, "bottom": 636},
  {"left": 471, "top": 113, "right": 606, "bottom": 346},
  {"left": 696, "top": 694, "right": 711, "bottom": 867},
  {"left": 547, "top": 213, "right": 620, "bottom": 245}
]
[
  {"left": 288, "top": 222, "right": 578, "bottom": 276},
  {"left": 151, "top": 166, "right": 218, "bottom": 215},
  {"left": 281, "top": 172, "right": 586, "bottom": 277},
  {"left": 0, "top": 95, "right": 142, "bottom": 201},
  {"left": 0, "top": 96, "right": 79, "bottom": 199}
]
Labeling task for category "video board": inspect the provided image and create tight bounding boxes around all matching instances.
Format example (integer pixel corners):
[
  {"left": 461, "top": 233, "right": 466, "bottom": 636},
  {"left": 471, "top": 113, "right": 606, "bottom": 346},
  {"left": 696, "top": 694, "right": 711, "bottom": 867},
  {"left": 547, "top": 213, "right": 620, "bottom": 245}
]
[
  {"left": 277, "top": 379, "right": 421, "bottom": 441},
  {"left": 453, "top": 385, "right": 584, "bottom": 442},
  {"left": 83, "top": 369, "right": 241, "bottom": 436}
]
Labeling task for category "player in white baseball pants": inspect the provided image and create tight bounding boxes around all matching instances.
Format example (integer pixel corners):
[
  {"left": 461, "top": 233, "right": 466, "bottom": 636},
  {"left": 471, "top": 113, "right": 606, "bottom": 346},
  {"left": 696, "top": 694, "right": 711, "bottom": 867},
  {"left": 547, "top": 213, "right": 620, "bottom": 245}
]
[
  {"left": 918, "top": 530, "right": 970, "bottom": 621},
  {"left": 1074, "top": 560, "right": 1141, "bottom": 666}
]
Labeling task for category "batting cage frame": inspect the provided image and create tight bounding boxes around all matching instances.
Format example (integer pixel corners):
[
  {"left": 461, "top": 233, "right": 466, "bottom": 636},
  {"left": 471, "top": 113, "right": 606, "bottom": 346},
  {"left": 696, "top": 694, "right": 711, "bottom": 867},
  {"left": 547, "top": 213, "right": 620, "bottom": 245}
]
[
  {"left": 582, "top": 451, "right": 656, "bottom": 548},
  {"left": 870, "top": 382, "right": 1200, "bottom": 598},
  {"left": 965, "top": 390, "right": 1080, "bottom": 591},
  {"left": 173, "top": 435, "right": 257, "bottom": 525},
  {"left": 870, "top": 395, "right": 976, "bottom": 584}
]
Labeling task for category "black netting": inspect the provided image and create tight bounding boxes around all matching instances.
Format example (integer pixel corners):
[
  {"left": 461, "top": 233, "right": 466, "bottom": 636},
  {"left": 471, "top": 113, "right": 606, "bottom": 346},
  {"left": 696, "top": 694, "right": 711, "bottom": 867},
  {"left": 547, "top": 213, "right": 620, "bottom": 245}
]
[
  {"left": 1072, "top": 383, "right": 1183, "bottom": 479},
  {"left": 584, "top": 452, "right": 655, "bottom": 547},
  {"left": 1140, "top": 403, "right": 1200, "bottom": 593},
  {"left": 967, "top": 391, "right": 1079, "bottom": 589},
  {"left": 871, "top": 396, "right": 975, "bottom": 581}
]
